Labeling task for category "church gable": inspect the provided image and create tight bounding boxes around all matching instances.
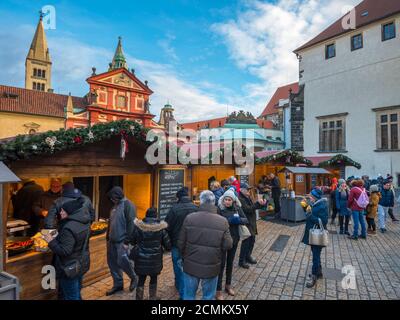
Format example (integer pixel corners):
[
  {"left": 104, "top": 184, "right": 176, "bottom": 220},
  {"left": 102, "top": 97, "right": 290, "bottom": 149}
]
[{"left": 89, "top": 69, "right": 151, "bottom": 94}]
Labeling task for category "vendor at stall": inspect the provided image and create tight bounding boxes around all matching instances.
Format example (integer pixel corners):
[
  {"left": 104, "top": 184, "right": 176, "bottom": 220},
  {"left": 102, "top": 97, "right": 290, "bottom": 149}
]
[
  {"left": 32, "top": 178, "right": 62, "bottom": 230},
  {"left": 12, "top": 179, "right": 44, "bottom": 236}
]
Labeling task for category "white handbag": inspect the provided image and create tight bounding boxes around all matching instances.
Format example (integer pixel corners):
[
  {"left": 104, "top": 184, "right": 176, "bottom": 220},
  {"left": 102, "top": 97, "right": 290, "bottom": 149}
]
[
  {"left": 239, "top": 225, "right": 251, "bottom": 240},
  {"left": 309, "top": 218, "right": 329, "bottom": 247}
]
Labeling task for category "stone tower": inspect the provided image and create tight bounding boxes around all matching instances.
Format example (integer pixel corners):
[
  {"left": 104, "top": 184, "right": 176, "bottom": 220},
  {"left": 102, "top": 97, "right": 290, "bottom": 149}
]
[
  {"left": 109, "top": 37, "right": 128, "bottom": 71},
  {"left": 159, "top": 103, "right": 176, "bottom": 131},
  {"left": 25, "top": 12, "right": 52, "bottom": 92}
]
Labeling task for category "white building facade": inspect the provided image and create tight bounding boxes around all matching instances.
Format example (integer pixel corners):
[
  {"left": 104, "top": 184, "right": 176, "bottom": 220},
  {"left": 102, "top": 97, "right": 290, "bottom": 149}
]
[{"left": 296, "top": 3, "right": 400, "bottom": 185}]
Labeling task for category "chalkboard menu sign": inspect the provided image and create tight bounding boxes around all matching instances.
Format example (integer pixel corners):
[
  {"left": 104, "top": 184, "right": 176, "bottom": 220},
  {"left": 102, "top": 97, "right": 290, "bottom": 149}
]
[
  {"left": 240, "top": 175, "right": 249, "bottom": 185},
  {"left": 158, "top": 169, "right": 185, "bottom": 220}
]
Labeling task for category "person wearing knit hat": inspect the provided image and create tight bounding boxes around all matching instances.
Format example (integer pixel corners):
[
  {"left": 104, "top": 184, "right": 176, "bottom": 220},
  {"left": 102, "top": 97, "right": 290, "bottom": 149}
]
[
  {"left": 335, "top": 179, "right": 351, "bottom": 235},
  {"left": 378, "top": 179, "right": 398, "bottom": 232},
  {"left": 130, "top": 207, "right": 170, "bottom": 300},
  {"left": 176, "top": 187, "right": 189, "bottom": 201},
  {"left": 216, "top": 189, "right": 248, "bottom": 299},
  {"left": 348, "top": 179, "right": 368, "bottom": 240},
  {"left": 301, "top": 187, "right": 328, "bottom": 289},
  {"left": 43, "top": 196, "right": 91, "bottom": 300}
]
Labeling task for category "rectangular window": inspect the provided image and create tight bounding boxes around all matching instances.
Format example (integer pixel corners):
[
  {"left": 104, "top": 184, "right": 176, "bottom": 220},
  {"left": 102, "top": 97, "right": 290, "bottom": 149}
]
[
  {"left": 37, "top": 69, "right": 42, "bottom": 77},
  {"left": 351, "top": 34, "right": 363, "bottom": 51},
  {"left": 117, "top": 95, "right": 126, "bottom": 108},
  {"left": 41, "top": 83, "right": 45, "bottom": 91},
  {"left": 136, "top": 98, "right": 144, "bottom": 110},
  {"left": 33, "top": 68, "right": 37, "bottom": 77},
  {"left": 325, "top": 43, "right": 336, "bottom": 59},
  {"left": 42, "top": 70, "right": 46, "bottom": 78},
  {"left": 377, "top": 109, "right": 400, "bottom": 150},
  {"left": 382, "top": 22, "right": 396, "bottom": 41},
  {"left": 319, "top": 116, "right": 346, "bottom": 152},
  {"left": 32, "top": 82, "right": 36, "bottom": 90}
]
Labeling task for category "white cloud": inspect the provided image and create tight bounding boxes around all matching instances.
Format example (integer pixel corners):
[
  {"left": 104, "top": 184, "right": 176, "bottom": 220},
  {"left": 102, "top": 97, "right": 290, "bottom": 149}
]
[
  {"left": 157, "top": 33, "right": 179, "bottom": 62},
  {"left": 212, "top": 0, "right": 361, "bottom": 112}
]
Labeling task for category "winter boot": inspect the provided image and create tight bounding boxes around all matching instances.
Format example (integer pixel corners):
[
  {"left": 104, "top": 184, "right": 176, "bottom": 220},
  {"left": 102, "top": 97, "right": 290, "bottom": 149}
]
[
  {"left": 136, "top": 286, "right": 144, "bottom": 300},
  {"left": 317, "top": 267, "right": 323, "bottom": 279},
  {"left": 306, "top": 274, "right": 317, "bottom": 288},
  {"left": 149, "top": 283, "right": 158, "bottom": 300}
]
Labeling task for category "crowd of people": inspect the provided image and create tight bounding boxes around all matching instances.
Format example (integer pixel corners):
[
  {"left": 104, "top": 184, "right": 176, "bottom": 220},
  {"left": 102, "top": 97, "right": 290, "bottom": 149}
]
[
  {"left": 12, "top": 172, "right": 398, "bottom": 300},
  {"left": 304, "top": 174, "right": 399, "bottom": 289}
]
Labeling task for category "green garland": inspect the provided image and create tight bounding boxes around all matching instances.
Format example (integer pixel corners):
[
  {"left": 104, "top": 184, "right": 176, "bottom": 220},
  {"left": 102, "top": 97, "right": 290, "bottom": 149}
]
[
  {"left": 319, "top": 154, "right": 361, "bottom": 169},
  {"left": 255, "top": 149, "right": 313, "bottom": 166},
  {"left": 0, "top": 119, "right": 150, "bottom": 163}
]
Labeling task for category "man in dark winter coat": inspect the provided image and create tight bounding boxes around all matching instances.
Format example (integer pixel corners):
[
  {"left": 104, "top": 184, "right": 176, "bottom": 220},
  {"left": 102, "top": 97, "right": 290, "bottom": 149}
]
[
  {"left": 301, "top": 188, "right": 328, "bottom": 289},
  {"left": 267, "top": 173, "right": 281, "bottom": 218},
  {"left": 43, "top": 198, "right": 91, "bottom": 300},
  {"left": 130, "top": 208, "right": 171, "bottom": 300},
  {"left": 13, "top": 179, "right": 44, "bottom": 236},
  {"left": 165, "top": 187, "right": 198, "bottom": 299},
  {"left": 106, "top": 186, "right": 137, "bottom": 296},
  {"left": 44, "top": 182, "right": 95, "bottom": 229},
  {"left": 178, "top": 191, "right": 233, "bottom": 300},
  {"left": 238, "top": 183, "right": 265, "bottom": 268}
]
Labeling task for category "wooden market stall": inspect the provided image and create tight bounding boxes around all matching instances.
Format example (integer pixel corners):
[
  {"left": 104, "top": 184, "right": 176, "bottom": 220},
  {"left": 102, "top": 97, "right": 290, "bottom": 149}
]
[
  {"left": 319, "top": 154, "right": 362, "bottom": 179},
  {"left": 0, "top": 120, "right": 161, "bottom": 299}
]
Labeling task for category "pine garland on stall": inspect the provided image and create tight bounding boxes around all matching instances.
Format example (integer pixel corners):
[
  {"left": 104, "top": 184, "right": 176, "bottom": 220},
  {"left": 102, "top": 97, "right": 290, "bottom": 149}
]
[
  {"left": 0, "top": 119, "right": 150, "bottom": 163},
  {"left": 255, "top": 149, "right": 313, "bottom": 166},
  {"left": 319, "top": 154, "right": 361, "bottom": 169}
]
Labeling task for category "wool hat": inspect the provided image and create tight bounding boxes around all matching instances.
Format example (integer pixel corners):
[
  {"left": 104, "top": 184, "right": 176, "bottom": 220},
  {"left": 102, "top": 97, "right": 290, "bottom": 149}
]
[
  {"left": 240, "top": 182, "right": 250, "bottom": 190},
  {"left": 61, "top": 199, "right": 83, "bottom": 215},
  {"left": 146, "top": 207, "right": 158, "bottom": 218},
  {"left": 176, "top": 187, "right": 189, "bottom": 200},
  {"left": 383, "top": 179, "right": 392, "bottom": 185},
  {"left": 310, "top": 188, "right": 323, "bottom": 200},
  {"left": 338, "top": 179, "right": 346, "bottom": 185},
  {"left": 370, "top": 185, "right": 379, "bottom": 193},
  {"left": 218, "top": 189, "right": 241, "bottom": 209}
]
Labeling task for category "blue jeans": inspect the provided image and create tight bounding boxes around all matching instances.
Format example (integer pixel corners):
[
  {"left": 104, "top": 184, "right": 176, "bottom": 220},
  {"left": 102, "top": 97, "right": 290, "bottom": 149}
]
[
  {"left": 183, "top": 272, "right": 218, "bottom": 300},
  {"left": 352, "top": 210, "right": 366, "bottom": 238},
  {"left": 311, "top": 246, "right": 322, "bottom": 276},
  {"left": 59, "top": 276, "right": 83, "bottom": 300},
  {"left": 171, "top": 247, "right": 184, "bottom": 299}
]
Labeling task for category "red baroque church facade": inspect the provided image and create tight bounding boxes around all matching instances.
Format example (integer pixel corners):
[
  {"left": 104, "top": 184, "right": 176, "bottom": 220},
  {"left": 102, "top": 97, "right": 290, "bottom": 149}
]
[{"left": 65, "top": 37, "right": 156, "bottom": 129}]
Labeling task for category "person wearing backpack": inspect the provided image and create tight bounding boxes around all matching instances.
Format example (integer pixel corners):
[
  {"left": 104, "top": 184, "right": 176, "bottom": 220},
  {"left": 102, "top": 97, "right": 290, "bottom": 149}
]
[
  {"left": 106, "top": 186, "right": 138, "bottom": 296},
  {"left": 347, "top": 179, "right": 369, "bottom": 240}
]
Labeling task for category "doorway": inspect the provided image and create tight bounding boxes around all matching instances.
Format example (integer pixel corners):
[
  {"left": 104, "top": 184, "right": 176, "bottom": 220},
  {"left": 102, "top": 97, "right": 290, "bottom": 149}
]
[{"left": 99, "top": 176, "right": 123, "bottom": 219}]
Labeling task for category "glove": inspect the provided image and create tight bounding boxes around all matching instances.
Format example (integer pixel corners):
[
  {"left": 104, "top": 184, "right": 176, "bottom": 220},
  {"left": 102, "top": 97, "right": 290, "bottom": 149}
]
[{"left": 228, "top": 214, "right": 242, "bottom": 225}]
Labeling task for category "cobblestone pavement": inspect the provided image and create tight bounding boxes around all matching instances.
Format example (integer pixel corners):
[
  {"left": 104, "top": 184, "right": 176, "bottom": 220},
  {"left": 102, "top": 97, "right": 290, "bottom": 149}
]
[{"left": 82, "top": 210, "right": 400, "bottom": 300}]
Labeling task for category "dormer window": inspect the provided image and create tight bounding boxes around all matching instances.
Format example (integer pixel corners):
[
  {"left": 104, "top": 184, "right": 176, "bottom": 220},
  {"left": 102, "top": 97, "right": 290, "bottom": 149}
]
[{"left": 325, "top": 43, "right": 336, "bottom": 59}]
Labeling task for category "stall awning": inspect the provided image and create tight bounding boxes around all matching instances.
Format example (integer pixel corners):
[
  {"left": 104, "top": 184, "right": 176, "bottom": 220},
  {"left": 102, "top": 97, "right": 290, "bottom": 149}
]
[
  {"left": 280, "top": 166, "right": 332, "bottom": 175},
  {"left": 0, "top": 161, "right": 20, "bottom": 183}
]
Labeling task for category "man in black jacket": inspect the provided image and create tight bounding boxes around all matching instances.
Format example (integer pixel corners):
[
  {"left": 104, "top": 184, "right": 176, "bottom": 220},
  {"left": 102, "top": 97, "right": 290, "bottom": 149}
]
[
  {"left": 106, "top": 186, "right": 137, "bottom": 296},
  {"left": 165, "top": 187, "right": 198, "bottom": 299},
  {"left": 238, "top": 183, "right": 264, "bottom": 269},
  {"left": 43, "top": 198, "right": 91, "bottom": 300},
  {"left": 268, "top": 173, "right": 281, "bottom": 218},
  {"left": 44, "top": 182, "right": 95, "bottom": 229}
]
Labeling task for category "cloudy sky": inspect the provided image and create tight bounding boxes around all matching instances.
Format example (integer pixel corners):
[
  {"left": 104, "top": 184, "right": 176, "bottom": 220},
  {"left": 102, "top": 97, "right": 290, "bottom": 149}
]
[{"left": 0, "top": 0, "right": 360, "bottom": 122}]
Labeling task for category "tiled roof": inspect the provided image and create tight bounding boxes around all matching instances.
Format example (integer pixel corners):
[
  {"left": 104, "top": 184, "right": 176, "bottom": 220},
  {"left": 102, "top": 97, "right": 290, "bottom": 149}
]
[
  {"left": 0, "top": 85, "right": 87, "bottom": 118},
  {"left": 181, "top": 117, "right": 275, "bottom": 130},
  {"left": 260, "top": 83, "right": 299, "bottom": 117},
  {"left": 295, "top": 0, "right": 400, "bottom": 52}
]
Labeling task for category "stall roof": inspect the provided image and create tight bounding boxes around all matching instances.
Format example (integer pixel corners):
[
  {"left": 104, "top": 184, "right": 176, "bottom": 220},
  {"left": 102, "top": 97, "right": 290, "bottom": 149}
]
[
  {"left": 281, "top": 167, "right": 332, "bottom": 175},
  {"left": 0, "top": 161, "right": 20, "bottom": 183}
]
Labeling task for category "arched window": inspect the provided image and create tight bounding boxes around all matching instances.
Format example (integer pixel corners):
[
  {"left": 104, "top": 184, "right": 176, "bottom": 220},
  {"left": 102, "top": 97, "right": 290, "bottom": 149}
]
[
  {"left": 38, "top": 69, "right": 42, "bottom": 77},
  {"left": 29, "top": 129, "right": 36, "bottom": 134},
  {"left": 33, "top": 68, "right": 37, "bottom": 77},
  {"left": 41, "top": 83, "right": 45, "bottom": 91},
  {"left": 33, "top": 82, "right": 37, "bottom": 90},
  {"left": 42, "top": 70, "right": 46, "bottom": 78}
]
